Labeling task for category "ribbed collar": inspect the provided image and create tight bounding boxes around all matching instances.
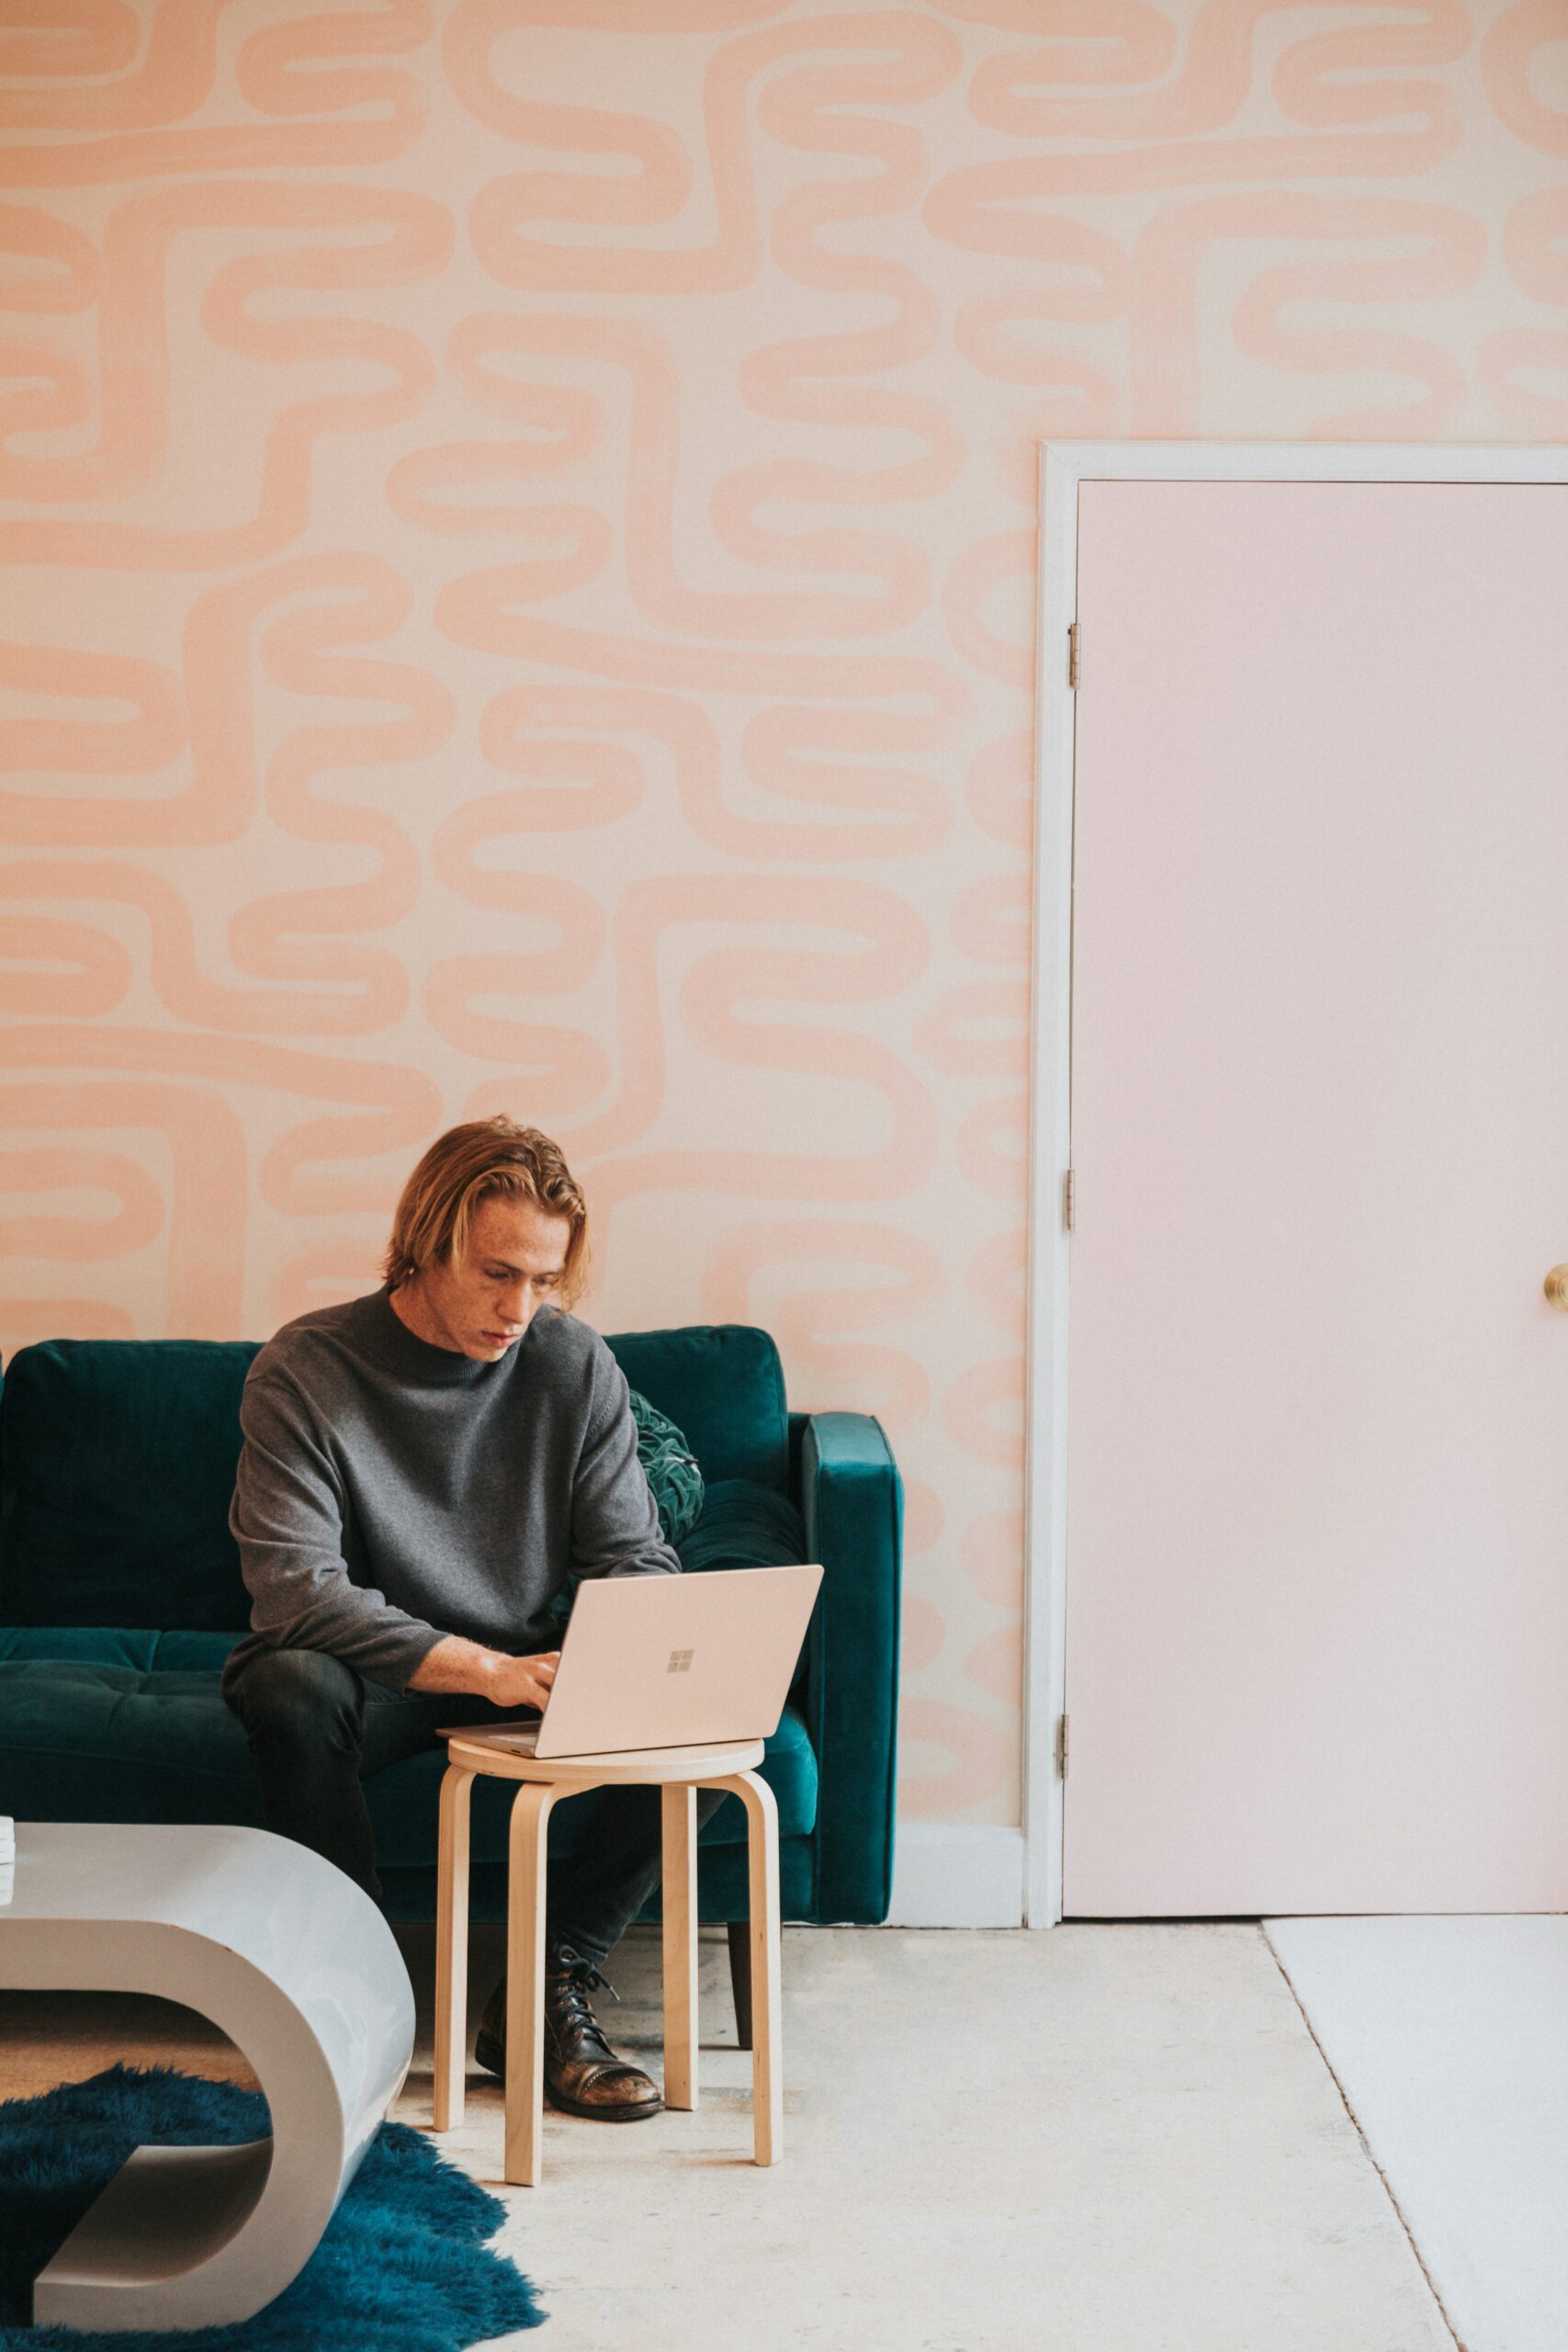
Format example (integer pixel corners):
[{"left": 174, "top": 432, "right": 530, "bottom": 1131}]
[{"left": 349, "top": 1281, "right": 498, "bottom": 1388}]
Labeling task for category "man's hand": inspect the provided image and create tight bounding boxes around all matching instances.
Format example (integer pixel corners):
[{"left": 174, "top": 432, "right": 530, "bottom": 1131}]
[
  {"left": 484, "top": 1648, "right": 560, "bottom": 1712},
  {"left": 407, "top": 1634, "right": 560, "bottom": 1711}
]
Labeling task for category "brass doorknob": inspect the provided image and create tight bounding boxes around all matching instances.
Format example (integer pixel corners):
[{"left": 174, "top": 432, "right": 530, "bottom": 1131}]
[{"left": 1546, "top": 1266, "right": 1568, "bottom": 1310}]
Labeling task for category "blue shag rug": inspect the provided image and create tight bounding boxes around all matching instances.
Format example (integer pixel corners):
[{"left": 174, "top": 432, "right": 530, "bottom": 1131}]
[{"left": 0, "top": 2064, "right": 546, "bottom": 2347}]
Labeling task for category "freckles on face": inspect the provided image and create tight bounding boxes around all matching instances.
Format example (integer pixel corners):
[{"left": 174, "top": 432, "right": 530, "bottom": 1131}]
[{"left": 447, "top": 1196, "right": 574, "bottom": 1354}]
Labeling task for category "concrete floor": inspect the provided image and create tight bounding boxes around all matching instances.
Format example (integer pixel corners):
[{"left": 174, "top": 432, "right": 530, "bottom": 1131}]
[
  {"left": 1269, "top": 1915, "right": 1568, "bottom": 2352},
  {"left": 0, "top": 1924, "right": 1454, "bottom": 2352}
]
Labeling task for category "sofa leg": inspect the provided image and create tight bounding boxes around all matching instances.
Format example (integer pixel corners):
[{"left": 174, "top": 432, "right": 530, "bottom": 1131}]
[{"left": 727, "top": 1917, "right": 753, "bottom": 2050}]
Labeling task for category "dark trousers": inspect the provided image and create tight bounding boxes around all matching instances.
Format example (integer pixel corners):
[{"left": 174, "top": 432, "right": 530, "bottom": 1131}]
[{"left": 224, "top": 1644, "right": 723, "bottom": 1967}]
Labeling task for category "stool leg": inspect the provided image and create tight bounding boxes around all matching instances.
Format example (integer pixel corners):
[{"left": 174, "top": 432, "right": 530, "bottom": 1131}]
[
  {"left": 660, "top": 1783, "right": 698, "bottom": 2110},
  {"left": 727, "top": 1919, "right": 753, "bottom": 2050},
  {"left": 433, "top": 1764, "right": 475, "bottom": 2132},
  {"left": 504, "top": 1781, "right": 558, "bottom": 2188},
  {"left": 717, "top": 1770, "right": 782, "bottom": 2166}
]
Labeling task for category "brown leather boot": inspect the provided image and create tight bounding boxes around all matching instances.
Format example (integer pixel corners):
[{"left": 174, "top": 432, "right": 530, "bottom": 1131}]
[{"left": 474, "top": 1944, "right": 663, "bottom": 2121}]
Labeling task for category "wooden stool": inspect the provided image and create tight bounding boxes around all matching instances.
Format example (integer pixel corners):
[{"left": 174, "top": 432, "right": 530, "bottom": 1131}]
[{"left": 431, "top": 1731, "right": 781, "bottom": 2186}]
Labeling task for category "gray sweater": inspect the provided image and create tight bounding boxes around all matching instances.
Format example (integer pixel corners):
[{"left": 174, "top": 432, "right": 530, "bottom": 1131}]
[{"left": 221, "top": 1283, "right": 680, "bottom": 1698}]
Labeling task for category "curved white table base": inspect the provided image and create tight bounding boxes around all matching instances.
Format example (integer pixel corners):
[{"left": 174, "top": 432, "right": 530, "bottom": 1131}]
[{"left": 2, "top": 1824, "right": 415, "bottom": 2334}]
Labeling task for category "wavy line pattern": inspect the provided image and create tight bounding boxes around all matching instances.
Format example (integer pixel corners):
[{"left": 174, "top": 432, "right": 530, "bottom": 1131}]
[{"left": 0, "top": 1, "right": 1549, "bottom": 1827}]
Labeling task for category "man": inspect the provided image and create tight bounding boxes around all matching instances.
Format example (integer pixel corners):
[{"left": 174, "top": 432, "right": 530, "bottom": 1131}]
[{"left": 222, "top": 1114, "right": 721, "bottom": 2122}]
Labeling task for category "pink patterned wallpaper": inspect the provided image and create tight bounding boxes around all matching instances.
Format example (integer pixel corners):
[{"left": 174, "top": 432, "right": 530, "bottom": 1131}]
[{"left": 2, "top": 2, "right": 1560, "bottom": 1827}]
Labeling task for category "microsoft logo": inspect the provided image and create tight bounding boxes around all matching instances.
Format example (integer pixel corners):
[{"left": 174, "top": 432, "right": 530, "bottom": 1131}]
[{"left": 666, "top": 1647, "right": 694, "bottom": 1674}]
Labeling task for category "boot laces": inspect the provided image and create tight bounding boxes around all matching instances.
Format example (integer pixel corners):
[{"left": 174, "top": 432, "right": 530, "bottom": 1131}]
[{"left": 547, "top": 1948, "right": 619, "bottom": 2052}]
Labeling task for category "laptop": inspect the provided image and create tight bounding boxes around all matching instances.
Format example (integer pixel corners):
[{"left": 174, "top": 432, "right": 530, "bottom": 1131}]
[{"left": 443, "top": 1563, "right": 823, "bottom": 1760}]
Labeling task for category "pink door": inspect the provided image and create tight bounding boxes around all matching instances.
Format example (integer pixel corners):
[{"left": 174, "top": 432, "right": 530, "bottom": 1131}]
[{"left": 1065, "top": 479, "right": 1568, "bottom": 1916}]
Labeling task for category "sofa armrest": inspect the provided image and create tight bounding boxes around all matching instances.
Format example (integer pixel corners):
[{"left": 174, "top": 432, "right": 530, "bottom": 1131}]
[{"left": 793, "top": 1409, "right": 902, "bottom": 1923}]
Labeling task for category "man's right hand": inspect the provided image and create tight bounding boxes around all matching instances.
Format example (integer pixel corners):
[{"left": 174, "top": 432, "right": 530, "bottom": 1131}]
[
  {"left": 484, "top": 1648, "right": 560, "bottom": 1713},
  {"left": 407, "top": 1634, "right": 560, "bottom": 1710}
]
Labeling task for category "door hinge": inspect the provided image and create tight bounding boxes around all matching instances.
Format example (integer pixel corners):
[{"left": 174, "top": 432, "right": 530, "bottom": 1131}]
[
  {"left": 1067, "top": 621, "right": 1080, "bottom": 689},
  {"left": 1055, "top": 1713, "right": 1070, "bottom": 1780},
  {"left": 1062, "top": 1168, "right": 1075, "bottom": 1232}
]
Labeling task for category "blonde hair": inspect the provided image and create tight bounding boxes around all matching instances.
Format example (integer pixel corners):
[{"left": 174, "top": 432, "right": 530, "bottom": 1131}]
[{"left": 382, "top": 1118, "right": 591, "bottom": 1306}]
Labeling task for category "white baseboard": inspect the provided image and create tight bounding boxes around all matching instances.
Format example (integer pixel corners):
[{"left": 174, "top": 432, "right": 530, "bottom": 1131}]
[{"left": 885, "top": 1826, "right": 1026, "bottom": 1928}]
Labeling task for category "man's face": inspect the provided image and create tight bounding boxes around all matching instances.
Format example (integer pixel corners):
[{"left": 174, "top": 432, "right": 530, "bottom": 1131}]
[{"left": 405, "top": 1193, "right": 574, "bottom": 1363}]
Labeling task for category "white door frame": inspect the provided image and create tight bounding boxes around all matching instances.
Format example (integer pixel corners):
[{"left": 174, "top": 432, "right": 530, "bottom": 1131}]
[{"left": 1022, "top": 438, "right": 1568, "bottom": 1929}]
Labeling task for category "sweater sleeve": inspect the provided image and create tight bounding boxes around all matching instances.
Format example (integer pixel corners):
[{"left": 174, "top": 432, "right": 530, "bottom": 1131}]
[
  {"left": 570, "top": 1342, "right": 683, "bottom": 1583},
  {"left": 228, "top": 1368, "right": 447, "bottom": 1692}
]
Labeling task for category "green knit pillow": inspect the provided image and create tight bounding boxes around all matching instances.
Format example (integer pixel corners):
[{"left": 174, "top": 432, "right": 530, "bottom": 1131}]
[{"left": 627, "top": 1385, "right": 705, "bottom": 1546}]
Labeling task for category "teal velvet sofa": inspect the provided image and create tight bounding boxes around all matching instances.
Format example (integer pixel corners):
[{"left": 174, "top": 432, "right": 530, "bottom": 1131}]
[{"left": 0, "top": 1326, "right": 902, "bottom": 1941}]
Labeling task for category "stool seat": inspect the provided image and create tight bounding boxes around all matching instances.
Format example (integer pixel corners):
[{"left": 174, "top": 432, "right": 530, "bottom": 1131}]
[
  {"left": 431, "top": 1734, "right": 783, "bottom": 2185},
  {"left": 443, "top": 1728, "right": 765, "bottom": 1785}
]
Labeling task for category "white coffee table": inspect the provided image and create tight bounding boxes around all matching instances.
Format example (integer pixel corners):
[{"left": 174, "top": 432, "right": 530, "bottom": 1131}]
[{"left": 0, "top": 1822, "right": 414, "bottom": 2334}]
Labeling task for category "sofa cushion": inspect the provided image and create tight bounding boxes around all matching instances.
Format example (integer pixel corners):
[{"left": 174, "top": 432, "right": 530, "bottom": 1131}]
[
  {"left": 0, "top": 1658, "right": 265, "bottom": 1826},
  {"left": 0, "top": 1654, "right": 817, "bottom": 1863},
  {"left": 605, "top": 1327, "right": 789, "bottom": 1493},
  {"left": 0, "top": 1340, "right": 260, "bottom": 1632},
  {"left": 0, "top": 1626, "right": 240, "bottom": 1673},
  {"left": 677, "top": 1478, "right": 807, "bottom": 1575}
]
